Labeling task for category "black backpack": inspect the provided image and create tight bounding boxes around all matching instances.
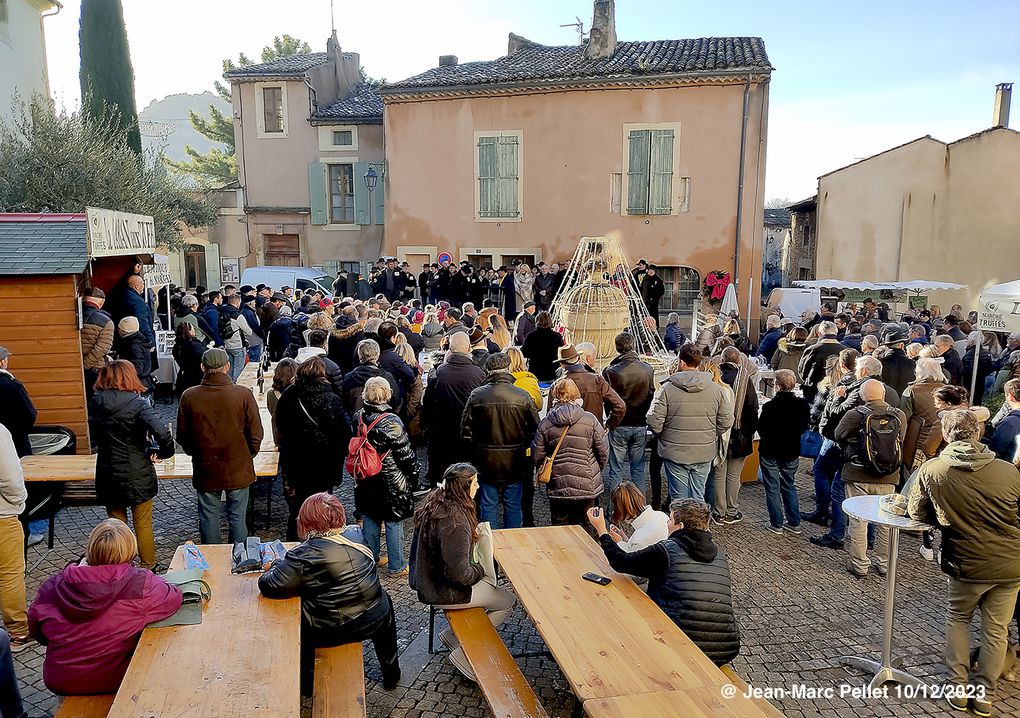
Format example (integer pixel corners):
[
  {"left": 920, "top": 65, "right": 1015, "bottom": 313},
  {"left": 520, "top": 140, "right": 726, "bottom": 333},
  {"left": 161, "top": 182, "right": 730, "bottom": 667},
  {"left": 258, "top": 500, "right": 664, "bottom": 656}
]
[
  {"left": 218, "top": 307, "right": 236, "bottom": 341},
  {"left": 857, "top": 407, "right": 902, "bottom": 477}
]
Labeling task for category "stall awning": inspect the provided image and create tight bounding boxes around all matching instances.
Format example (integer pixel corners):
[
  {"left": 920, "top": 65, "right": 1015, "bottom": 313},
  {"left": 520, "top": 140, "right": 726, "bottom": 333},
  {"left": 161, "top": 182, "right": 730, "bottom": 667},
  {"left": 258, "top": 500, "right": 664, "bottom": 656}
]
[{"left": 794, "top": 279, "right": 968, "bottom": 292}]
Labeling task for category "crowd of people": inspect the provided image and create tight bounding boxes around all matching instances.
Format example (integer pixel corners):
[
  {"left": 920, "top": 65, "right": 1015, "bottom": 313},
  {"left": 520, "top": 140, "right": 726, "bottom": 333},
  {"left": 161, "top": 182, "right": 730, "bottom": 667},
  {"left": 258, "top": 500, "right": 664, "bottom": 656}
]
[{"left": 2, "top": 259, "right": 1020, "bottom": 718}]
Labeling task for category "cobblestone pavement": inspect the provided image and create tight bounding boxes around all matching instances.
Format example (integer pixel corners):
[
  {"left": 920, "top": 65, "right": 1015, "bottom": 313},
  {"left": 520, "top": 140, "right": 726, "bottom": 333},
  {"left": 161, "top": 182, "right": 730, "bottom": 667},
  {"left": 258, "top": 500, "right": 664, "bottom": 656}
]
[{"left": 14, "top": 403, "right": 1020, "bottom": 717}]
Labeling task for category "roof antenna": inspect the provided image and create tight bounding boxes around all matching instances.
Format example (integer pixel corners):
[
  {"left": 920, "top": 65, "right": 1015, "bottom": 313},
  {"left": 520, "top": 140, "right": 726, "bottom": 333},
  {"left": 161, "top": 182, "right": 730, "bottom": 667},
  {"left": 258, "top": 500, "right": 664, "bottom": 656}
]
[
  {"left": 330, "top": 0, "right": 336, "bottom": 36},
  {"left": 559, "top": 16, "right": 586, "bottom": 45}
]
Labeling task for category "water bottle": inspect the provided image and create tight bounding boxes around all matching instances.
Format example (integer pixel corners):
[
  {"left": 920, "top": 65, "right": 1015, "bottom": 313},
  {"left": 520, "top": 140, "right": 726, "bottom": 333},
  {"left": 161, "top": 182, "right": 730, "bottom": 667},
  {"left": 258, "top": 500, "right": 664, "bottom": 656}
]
[{"left": 163, "top": 422, "right": 176, "bottom": 469}]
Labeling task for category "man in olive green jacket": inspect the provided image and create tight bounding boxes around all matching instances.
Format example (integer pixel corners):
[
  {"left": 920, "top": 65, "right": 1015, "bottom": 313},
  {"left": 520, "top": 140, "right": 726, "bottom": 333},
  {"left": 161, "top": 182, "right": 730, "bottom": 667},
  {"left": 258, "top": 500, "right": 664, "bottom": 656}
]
[{"left": 909, "top": 409, "right": 1020, "bottom": 715}]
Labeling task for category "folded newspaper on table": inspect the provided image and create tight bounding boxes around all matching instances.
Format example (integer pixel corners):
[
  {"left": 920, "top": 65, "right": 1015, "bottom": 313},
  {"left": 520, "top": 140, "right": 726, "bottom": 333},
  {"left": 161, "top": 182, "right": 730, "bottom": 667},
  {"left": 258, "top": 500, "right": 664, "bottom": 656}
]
[{"left": 473, "top": 522, "right": 497, "bottom": 587}]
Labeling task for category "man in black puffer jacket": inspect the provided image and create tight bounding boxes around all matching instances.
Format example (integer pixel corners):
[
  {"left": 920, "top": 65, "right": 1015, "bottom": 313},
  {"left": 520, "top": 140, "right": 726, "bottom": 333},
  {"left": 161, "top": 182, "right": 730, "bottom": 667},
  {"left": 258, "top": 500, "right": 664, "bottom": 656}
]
[
  {"left": 461, "top": 353, "right": 539, "bottom": 529},
  {"left": 589, "top": 498, "right": 740, "bottom": 666}
]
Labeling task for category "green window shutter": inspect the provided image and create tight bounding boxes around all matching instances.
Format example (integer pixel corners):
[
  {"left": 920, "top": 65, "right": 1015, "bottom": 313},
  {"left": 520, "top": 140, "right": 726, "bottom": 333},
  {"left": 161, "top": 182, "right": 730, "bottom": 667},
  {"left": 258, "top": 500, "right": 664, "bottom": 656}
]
[
  {"left": 626, "top": 130, "right": 651, "bottom": 215},
  {"left": 649, "top": 129, "right": 675, "bottom": 215},
  {"left": 375, "top": 175, "right": 385, "bottom": 225},
  {"left": 497, "top": 135, "right": 519, "bottom": 217},
  {"left": 353, "top": 161, "right": 369, "bottom": 225},
  {"left": 477, "top": 136, "right": 498, "bottom": 218},
  {"left": 308, "top": 162, "right": 328, "bottom": 226}
]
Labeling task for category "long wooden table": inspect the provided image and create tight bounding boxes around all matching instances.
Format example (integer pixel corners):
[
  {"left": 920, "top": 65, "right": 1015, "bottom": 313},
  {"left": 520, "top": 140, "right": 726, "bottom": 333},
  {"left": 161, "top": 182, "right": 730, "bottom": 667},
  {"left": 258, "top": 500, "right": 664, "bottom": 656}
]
[
  {"left": 107, "top": 544, "right": 301, "bottom": 717},
  {"left": 21, "top": 450, "right": 279, "bottom": 482},
  {"left": 491, "top": 525, "right": 772, "bottom": 715},
  {"left": 583, "top": 687, "right": 759, "bottom": 718}
]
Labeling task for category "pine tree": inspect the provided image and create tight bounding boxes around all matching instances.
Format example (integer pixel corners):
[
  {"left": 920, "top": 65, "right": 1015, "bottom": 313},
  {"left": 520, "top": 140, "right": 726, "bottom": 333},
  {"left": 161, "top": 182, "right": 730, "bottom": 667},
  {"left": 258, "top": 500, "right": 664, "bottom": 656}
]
[
  {"left": 79, "top": 0, "right": 142, "bottom": 155},
  {"left": 170, "top": 36, "right": 311, "bottom": 185}
]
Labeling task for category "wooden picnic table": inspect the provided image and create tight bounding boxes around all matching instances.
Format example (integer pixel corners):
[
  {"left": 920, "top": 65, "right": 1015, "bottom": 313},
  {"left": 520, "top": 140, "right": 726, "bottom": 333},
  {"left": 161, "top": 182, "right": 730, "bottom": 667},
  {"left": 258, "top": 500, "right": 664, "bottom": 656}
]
[
  {"left": 21, "top": 450, "right": 279, "bottom": 482},
  {"left": 107, "top": 543, "right": 301, "bottom": 717},
  {"left": 491, "top": 525, "right": 771, "bottom": 715}
]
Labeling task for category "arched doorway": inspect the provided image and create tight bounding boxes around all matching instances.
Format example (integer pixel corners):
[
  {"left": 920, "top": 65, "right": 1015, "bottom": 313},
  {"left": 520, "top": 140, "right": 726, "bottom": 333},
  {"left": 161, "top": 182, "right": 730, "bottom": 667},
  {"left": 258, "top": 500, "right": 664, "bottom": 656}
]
[{"left": 184, "top": 245, "right": 207, "bottom": 290}]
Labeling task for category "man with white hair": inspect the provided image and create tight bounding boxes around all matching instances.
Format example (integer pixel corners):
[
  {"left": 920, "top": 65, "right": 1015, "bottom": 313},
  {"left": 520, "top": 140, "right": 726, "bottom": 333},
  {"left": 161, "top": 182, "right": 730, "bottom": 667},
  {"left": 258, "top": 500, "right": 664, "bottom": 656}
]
[
  {"left": 754, "top": 314, "right": 783, "bottom": 363},
  {"left": 809, "top": 356, "right": 898, "bottom": 546},
  {"left": 833, "top": 379, "right": 906, "bottom": 578},
  {"left": 933, "top": 334, "right": 965, "bottom": 386},
  {"left": 798, "top": 320, "right": 843, "bottom": 404},
  {"left": 421, "top": 332, "right": 486, "bottom": 488},
  {"left": 910, "top": 409, "right": 1020, "bottom": 716},
  {"left": 340, "top": 340, "right": 401, "bottom": 436}
]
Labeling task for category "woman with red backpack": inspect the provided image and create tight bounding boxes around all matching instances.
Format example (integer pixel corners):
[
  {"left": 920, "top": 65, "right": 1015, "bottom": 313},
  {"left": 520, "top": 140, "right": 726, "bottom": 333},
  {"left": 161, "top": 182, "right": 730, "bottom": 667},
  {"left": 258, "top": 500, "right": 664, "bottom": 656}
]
[{"left": 348, "top": 377, "right": 417, "bottom": 576}]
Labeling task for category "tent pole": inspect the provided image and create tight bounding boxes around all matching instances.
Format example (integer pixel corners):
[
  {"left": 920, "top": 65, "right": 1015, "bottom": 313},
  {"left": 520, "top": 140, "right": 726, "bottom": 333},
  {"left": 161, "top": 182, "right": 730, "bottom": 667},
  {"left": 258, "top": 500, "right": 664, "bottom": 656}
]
[{"left": 969, "top": 340, "right": 981, "bottom": 405}]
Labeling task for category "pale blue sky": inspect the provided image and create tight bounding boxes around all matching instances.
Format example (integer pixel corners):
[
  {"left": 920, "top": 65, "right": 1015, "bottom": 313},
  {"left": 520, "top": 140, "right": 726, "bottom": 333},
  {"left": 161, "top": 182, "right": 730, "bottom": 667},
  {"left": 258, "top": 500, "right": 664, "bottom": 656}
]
[{"left": 43, "top": 0, "right": 1020, "bottom": 199}]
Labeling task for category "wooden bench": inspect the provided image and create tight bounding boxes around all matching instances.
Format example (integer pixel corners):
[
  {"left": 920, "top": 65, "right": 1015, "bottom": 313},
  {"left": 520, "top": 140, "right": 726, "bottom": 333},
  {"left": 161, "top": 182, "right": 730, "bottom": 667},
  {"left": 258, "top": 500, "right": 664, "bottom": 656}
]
[
  {"left": 720, "top": 664, "right": 785, "bottom": 718},
  {"left": 446, "top": 607, "right": 550, "bottom": 718},
  {"left": 54, "top": 694, "right": 115, "bottom": 718},
  {"left": 312, "top": 643, "right": 366, "bottom": 718}
]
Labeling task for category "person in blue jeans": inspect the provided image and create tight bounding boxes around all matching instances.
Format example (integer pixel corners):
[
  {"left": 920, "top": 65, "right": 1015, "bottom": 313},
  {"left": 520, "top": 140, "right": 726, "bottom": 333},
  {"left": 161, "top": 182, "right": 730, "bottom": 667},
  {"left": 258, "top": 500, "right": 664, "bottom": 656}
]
[
  {"left": 352, "top": 377, "right": 417, "bottom": 575},
  {"left": 646, "top": 345, "right": 734, "bottom": 504},
  {"left": 461, "top": 353, "right": 539, "bottom": 529},
  {"left": 602, "top": 332, "right": 656, "bottom": 496},
  {"left": 0, "top": 629, "right": 27, "bottom": 718},
  {"left": 757, "top": 369, "right": 809, "bottom": 534}
]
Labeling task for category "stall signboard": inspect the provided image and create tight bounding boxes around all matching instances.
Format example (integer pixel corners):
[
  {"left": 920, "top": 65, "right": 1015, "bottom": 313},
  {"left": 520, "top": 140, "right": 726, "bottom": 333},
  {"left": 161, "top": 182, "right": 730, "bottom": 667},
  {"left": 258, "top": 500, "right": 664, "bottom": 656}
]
[
  {"left": 908, "top": 295, "right": 928, "bottom": 310},
  {"left": 841, "top": 289, "right": 884, "bottom": 304},
  {"left": 978, "top": 298, "right": 1020, "bottom": 333},
  {"left": 146, "top": 259, "right": 173, "bottom": 289},
  {"left": 86, "top": 207, "right": 156, "bottom": 258},
  {"left": 156, "top": 330, "right": 175, "bottom": 358}
]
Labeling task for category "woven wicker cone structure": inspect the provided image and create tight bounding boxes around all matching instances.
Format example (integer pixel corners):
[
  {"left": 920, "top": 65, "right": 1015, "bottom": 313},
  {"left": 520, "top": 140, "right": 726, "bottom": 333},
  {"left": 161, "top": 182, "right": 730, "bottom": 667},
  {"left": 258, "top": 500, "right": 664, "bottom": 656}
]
[{"left": 551, "top": 235, "right": 672, "bottom": 372}]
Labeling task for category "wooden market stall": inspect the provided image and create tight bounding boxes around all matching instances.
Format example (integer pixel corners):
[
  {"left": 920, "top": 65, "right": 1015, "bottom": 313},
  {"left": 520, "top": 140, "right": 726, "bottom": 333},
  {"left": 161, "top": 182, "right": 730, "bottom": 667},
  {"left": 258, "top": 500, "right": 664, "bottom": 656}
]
[{"left": 0, "top": 210, "right": 160, "bottom": 454}]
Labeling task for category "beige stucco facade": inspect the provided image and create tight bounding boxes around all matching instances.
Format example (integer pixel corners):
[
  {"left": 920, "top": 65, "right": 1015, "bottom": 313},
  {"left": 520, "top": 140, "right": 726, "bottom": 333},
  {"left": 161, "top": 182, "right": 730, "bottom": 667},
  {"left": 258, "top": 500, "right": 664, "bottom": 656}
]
[
  {"left": 814, "top": 128, "right": 1020, "bottom": 309},
  {"left": 382, "top": 77, "right": 769, "bottom": 323},
  {"left": 0, "top": 0, "right": 57, "bottom": 127},
  {"left": 223, "top": 44, "right": 385, "bottom": 277}
]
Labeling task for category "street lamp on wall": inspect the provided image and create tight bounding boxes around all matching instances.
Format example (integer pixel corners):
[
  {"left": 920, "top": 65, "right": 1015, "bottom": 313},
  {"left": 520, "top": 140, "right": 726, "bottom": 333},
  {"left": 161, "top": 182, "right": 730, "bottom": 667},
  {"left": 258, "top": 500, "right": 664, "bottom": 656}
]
[{"left": 364, "top": 166, "right": 378, "bottom": 191}]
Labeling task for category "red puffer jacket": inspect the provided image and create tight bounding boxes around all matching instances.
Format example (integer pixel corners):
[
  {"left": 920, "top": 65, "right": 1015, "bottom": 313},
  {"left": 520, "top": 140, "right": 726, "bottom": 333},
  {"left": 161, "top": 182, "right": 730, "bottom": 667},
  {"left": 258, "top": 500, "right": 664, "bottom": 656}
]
[{"left": 532, "top": 403, "right": 609, "bottom": 501}]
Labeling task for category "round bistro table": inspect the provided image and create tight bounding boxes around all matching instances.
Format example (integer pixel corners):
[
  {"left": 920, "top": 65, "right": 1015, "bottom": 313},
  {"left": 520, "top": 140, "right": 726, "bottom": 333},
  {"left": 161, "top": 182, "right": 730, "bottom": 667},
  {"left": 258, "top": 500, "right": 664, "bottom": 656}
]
[{"left": 840, "top": 494, "right": 932, "bottom": 690}]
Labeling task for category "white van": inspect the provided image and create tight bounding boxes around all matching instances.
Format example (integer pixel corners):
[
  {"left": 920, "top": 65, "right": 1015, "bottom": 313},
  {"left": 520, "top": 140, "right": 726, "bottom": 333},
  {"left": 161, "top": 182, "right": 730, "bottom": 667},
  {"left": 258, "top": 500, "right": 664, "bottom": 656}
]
[
  {"left": 239, "top": 266, "right": 336, "bottom": 298},
  {"left": 763, "top": 287, "right": 820, "bottom": 321}
]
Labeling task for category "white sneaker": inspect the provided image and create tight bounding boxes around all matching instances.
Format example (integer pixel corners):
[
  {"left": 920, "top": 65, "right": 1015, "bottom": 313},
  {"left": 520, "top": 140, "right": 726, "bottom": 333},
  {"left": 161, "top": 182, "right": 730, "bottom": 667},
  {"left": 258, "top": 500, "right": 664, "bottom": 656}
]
[
  {"left": 448, "top": 647, "right": 477, "bottom": 683},
  {"left": 439, "top": 628, "right": 459, "bottom": 652},
  {"left": 919, "top": 545, "right": 935, "bottom": 562}
]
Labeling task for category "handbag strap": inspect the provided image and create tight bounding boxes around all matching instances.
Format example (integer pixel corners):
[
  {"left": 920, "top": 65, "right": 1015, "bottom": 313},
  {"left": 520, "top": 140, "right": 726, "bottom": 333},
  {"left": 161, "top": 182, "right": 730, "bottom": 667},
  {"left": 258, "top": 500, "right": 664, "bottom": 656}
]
[
  {"left": 297, "top": 398, "right": 319, "bottom": 428},
  {"left": 547, "top": 424, "right": 571, "bottom": 464}
]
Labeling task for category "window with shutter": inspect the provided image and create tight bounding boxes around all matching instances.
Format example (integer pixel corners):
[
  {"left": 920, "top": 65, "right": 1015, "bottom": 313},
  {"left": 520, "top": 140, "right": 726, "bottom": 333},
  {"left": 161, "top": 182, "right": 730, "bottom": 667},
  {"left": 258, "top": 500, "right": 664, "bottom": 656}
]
[
  {"left": 623, "top": 123, "right": 679, "bottom": 216},
  {"left": 328, "top": 164, "right": 355, "bottom": 224},
  {"left": 475, "top": 132, "right": 522, "bottom": 221}
]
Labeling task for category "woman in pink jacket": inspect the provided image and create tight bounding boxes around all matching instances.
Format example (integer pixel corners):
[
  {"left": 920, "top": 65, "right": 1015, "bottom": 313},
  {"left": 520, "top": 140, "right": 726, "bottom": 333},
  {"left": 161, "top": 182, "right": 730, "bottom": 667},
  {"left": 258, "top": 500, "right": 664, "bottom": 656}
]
[{"left": 28, "top": 519, "right": 182, "bottom": 695}]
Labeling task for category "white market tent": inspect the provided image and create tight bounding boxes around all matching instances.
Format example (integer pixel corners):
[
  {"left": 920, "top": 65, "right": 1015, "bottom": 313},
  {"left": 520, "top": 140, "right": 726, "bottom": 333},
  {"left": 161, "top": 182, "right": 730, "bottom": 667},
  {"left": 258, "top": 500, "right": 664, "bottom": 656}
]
[{"left": 793, "top": 279, "right": 968, "bottom": 292}]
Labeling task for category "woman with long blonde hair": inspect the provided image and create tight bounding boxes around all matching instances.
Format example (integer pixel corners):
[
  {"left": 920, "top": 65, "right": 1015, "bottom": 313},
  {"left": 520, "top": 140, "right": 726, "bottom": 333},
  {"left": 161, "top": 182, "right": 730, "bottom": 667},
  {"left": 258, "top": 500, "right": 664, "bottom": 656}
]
[
  {"left": 506, "top": 346, "right": 542, "bottom": 409},
  {"left": 488, "top": 314, "right": 512, "bottom": 351}
]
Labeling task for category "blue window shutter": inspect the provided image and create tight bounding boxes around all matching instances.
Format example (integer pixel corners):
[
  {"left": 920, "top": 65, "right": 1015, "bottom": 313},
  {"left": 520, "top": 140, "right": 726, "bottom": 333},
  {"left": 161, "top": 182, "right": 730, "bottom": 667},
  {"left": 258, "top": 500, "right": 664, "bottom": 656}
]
[
  {"left": 375, "top": 175, "right": 385, "bottom": 225},
  {"left": 353, "top": 161, "right": 369, "bottom": 225},
  {"left": 649, "top": 129, "right": 675, "bottom": 215},
  {"left": 497, "top": 135, "right": 519, "bottom": 217},
  {"left": 308, "top": 162, "right": 328, "bottom": 226},
  {"left": 627, "top": 130, "right": 651, "bottom": 215}
]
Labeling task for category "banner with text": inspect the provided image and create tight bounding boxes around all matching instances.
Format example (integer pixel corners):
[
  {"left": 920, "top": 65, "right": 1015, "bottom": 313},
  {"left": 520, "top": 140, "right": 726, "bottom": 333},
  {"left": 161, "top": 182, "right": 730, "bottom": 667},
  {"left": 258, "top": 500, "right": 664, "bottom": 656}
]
[{"left": 86, "top": 207, "right": 156, "bottom": 259}]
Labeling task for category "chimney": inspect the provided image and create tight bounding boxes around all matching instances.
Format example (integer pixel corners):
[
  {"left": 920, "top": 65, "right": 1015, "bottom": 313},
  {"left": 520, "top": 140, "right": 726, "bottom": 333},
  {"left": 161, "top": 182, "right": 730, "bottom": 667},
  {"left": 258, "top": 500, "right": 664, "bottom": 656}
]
[
  {"left": 993, "top": 82, "right": 1012, "bottom": 127},
  {"left": 438, "top": 55, "right": 458, "bottom": 67},
  {"left": 584, "top": 0, "right": 617, "bottom": 60}
]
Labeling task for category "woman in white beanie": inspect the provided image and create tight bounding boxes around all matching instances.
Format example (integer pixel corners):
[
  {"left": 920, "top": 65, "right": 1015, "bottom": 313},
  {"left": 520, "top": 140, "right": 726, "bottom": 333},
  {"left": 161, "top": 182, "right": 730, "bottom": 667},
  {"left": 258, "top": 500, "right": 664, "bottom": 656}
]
[{"left": 114, "top": 316, "right": 153, "bottom": 392}]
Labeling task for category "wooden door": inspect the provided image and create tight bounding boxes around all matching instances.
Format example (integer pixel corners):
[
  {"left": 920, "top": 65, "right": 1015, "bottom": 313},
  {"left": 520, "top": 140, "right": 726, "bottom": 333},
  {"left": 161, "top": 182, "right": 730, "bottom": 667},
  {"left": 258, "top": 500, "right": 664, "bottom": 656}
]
[{"left": 265, "top": 235, "right": 301, "bottom": 266}]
